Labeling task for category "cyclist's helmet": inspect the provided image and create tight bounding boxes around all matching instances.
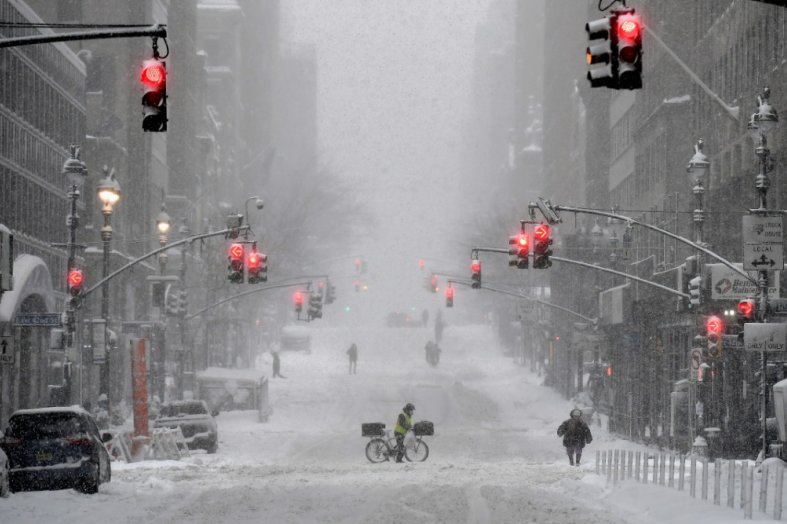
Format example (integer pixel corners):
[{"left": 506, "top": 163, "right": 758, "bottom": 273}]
[{"left": 404, "top": 403, "right": 415, "bottom": 414}]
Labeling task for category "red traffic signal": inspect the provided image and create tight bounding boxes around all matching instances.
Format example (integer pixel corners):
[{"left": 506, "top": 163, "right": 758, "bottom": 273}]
[
  {"left": 533, "top": 224, "right": 553, "bottom": 269},
  {"left": 141, "top": 58, "right": 167, "bottom": 132},
  {"left": 418, "top": 259, "right": 425, "bottom": 270},
  {"left": 430, "top": 274, "right": 438, "bottom": 293},
  {"left": 294, "top": 291, "right": 304, "bottom": 313},
  {"left": 534, "top": 224, "right": 550, "bottom": 242},
  {"left": 471, "top": 259, "right": 481, "bottom": 289},
  {"left": 229, "top": 243, "right": 244, "bottom": 269},
  {"left": 247, "top": 251, "right": 261, "bottom": 269},
  {"left": 615, "top": 13, "right": 643, "bottom": 90},
  {"left": 509, "top": 233, "right": 529, "bottom": 269},
  {"left": 706, "top": 315, "right": 724, "bottom": 335},
  {"left": 445, "top": 286, "right": 454, "bottom": 308},
  {"left": 247, "top": 250, "right": 267, "bottom": 284},
  {"left": 67, "top": 268, "right": 84, "bottom": 296},
  {"left": 737, "top": 299, "right": 756, "bottom": 319}
]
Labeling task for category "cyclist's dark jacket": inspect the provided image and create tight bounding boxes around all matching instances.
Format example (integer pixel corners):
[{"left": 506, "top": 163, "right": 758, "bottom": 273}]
[{"left": 395, "top": 412, "right": 412, "bottom": 435}]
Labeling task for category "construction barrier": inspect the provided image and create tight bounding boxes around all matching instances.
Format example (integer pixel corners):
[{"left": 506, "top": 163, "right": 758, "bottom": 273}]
[{"left": 105, "top": 427, "right": 190, "bottom": 462}]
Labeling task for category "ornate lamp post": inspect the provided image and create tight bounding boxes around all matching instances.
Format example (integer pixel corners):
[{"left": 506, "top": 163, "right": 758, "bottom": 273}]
[
  {"left": 96, "top": 166, "right": 120, "bottom": 420},
  {"left": 62, "top": 146, "right": 87, "bottom": 402}
]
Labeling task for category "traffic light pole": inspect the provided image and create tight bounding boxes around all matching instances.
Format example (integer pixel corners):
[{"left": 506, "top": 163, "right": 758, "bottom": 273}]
[
  {"left": 0, "top": 24, "right": 167, "bottom": 49},
  {"left": 81, "top": 226, "right": 250, "bottom": 299},
  {"left": 530, "top": 204, "right": 757, "bottom": 286},
  {"left": 182, "top": 280, "right": 313, "bottom": 322}
]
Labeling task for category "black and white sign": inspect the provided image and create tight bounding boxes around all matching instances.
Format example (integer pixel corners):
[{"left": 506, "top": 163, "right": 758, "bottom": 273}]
[
  {"left": 0, "top": 335, "right": 13, "bottom": 364},
  {"left": 743, "top": 244, "right": 784, "bottom": 271},
  {"left": 13, "top": 313, "right": 62, "bottom": 327},
  {"left": 744, "top": 323, "right": 787, "bottom": 353},
  {"left": 743, "top": 215, "right": 784, "bottom": 244},
  {"left": 690, "top": 348, "right": 703, "bottom": 371}
]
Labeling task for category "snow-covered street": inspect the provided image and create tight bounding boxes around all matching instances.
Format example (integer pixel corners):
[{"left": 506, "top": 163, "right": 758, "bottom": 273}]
[{"left": 1, "top": 324, "right": 758, "bottom": 523}]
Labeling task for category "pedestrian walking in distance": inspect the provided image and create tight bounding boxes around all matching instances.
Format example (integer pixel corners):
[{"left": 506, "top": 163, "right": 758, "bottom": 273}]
[
  {"left": 272, "top": 351, "right": 286, "bottom": 378},
  {"left": 347, "top": 343, "right": 358, "bottom": 374},
  {"left": 557, "top": 408, "right": 592, "bottom": 466}
]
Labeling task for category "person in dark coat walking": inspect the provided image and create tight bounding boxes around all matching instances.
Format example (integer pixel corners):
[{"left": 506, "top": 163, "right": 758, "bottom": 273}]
[
  {"left": 346, "top": 343, "right": 358, "bottom": 374},
  {"left": 557, "top": 408, "right": 592, "bottom": 466},
  {"left": 272, "top": 351, "right": 286, "bottom": 378}
]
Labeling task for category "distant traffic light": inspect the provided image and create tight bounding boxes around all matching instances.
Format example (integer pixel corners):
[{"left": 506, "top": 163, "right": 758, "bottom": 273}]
[
  {"left": 615, "top": 13, "right": 643, "bottom": 90},
  {"left": 228, "top": 243, "right": 244, "bottom": 283},
  {"left": 247, "top": 249, "right": 265, "bottom": 284},
  {"left": 509, "top": 233, "right": 529, "bottom": 269},
  {"left": 308, "top": 293, "right": 323, "bottom": 320},
  {"left": 294, "top": 291, "right": 304, "bottom": 313},
  {"left": 737, "top": 299, "right": 756, "bottom": 332},
  {"left": 445, "top": 285, "right": 454, "bottom": 308},
  {"left": 67, "top": 268, "right": 85, "bottom": 302},
  {"left": 585, "top": 13, "right": 615, "bottom": 88},
  {"left": 532, "top": 224, "right": 553, "bottom": 269},
  {"left": 430, "top": 274, "right": 439, "bottom": 293},
  {"left": 471, "top": 259, "right": 481, "bottom": 289},
  {"left": 688, "top": 276, "right": 702, "bottom": 308},
  {"left": 140, "top": 58, "right": 167, "bottom": 131},
  {"left": 418, "top": 259, "right": 425, "bottom": 271},
  {"left": 706, "top": 315, "right": 724, "bottom": 359},
  {"left": 325, "top": 282, "right": 337, "bottom": 304}
]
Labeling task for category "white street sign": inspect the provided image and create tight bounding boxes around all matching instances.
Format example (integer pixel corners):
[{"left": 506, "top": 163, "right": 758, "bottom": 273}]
[
  {"left": 744, "top": 323, "right": 787, "bottom": 353},
  {"left": 0, "top": 335, "right": 14, "bottom": 364},
  {"left": 743, "top": 243, "right": 784, "bottom": 271},
  {"left": 743, "top": 215, "right": 784, "bottom": 244},
  {"left": 709, "top": 263, "right": 780, "bottom": 300}
]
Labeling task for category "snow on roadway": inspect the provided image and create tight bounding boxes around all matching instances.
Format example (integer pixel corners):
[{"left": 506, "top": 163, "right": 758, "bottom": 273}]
[{"left": 1, "top": 324, "right": 759, "bottom": 523}]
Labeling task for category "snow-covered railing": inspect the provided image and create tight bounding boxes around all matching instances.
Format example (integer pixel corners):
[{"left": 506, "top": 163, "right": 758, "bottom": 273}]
[{"left": 596, "top": 449, "right": 786, "bottom": 520}]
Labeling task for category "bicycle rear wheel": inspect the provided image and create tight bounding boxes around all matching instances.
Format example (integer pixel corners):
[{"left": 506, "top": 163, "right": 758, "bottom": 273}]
[
  {"left": 365, "top": 438, "right": 389, "bottom": 463},
  {"left": 405, "top": 438, "right": 429, "bottom": 462}
]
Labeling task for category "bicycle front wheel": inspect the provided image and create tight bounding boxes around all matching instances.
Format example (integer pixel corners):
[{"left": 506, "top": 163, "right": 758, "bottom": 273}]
[
  {"left": 405, "top": 438, "right": 429, "bottom": 462},
  {"left": 365, "top": 438, "right": 389, "bottom": 463}
]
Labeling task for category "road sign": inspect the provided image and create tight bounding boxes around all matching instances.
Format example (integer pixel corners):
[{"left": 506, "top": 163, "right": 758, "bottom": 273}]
[
  {"left": 13, "top": 313, "right": 62, "bottom": 327},
  {"left": 772, "top": 298, "right": 787, "bottom": 316},
  {"left": 743, "top": 215, "right": 784, "bottom": 244},
  {"left": 690, "top": 348, "right": 702, "bottom": 371},
  {"left": 0, "top": 335, "right": 13, "bottom": 364},
  {"left": 744, "top": 323, "right": 787, "bottom": 352},
  {"left": 743, "top": 244, "right": 783, "bottom": 271}
]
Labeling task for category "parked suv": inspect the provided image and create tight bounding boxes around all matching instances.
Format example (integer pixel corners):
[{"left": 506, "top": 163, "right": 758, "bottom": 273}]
[
  {"left": 0, "top": 406, "right": 111, "bottom": 494},
  {"left": 154, "top": 400, "right": 218, "bottom": 453}
]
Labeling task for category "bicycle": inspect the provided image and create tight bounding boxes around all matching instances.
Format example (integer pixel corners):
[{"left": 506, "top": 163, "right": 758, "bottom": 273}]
[{"left": 362, "top": 424, "right": 430, "bottom": 463}]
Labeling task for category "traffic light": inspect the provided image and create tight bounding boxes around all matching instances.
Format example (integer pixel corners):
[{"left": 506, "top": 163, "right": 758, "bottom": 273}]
[
  {"left": 688, "top": 276, "right": 702, "bottom": 308},
  {"left": 430, "top": 274, "right": 438, "bottom": 293},
  {"left": 165, "top": 288, "right": 180, "bottom": 316},
  {"left": 445, "top": 285, "right": 454, "bottom": 308},
  {"left": 140, "top": 58, "right": 167, "bottom": 131},
  {"left": 228, "top": 243, "right": 244, "bottom": 283},
  {"left": 471, "top": 259, "right": 481, "bottom": 289},
  {"left": 585, "top": 13, "right": 615, "bottom": 88},
  {"left": 737, "top": 299, "right": 756, "bottom": 332},
  {"left": 532, "top": 224, "right": 553, "bottom": 269},
  {"left": 67, "top": 268, "right": 84, "bottom": 304},
  {"left": 706, "top": 315, "right": 724, "bottom": 359},
  {"left": 247, "top": 249, "right": 267, "bottom": 284},
  {"left": 308, "top": 293, "right": 323, "bottom": 320},
  {"left": 615, "top": 13, "right": 643, "bottom": 90},
  {"left": 178, "top": 289, "right": 188, "bottom": 316},
  {"left": 509, "top": 233, "right": 529, "bottom": 269},
  {"left": 294, "top": 291, "right": 304, "bottom": 313},
  {"left": 418, "top": 259, "right": 425, "bottom": 271},
  {"left": 325, "top": 282, "right": 336, "bottom": 304}
]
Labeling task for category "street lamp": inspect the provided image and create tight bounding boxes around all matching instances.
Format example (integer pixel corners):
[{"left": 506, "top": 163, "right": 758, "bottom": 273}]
[
  {"left": 156, "top": 204, "right": 171, "bottom": 273},
  {"left": 749, "top": 87, "right": 779, "bottom": 463},
  {"left": 96, "top": 166, "right": 120, "bottom": 422},
  {"left": 687, "top": 138, "right": 709, "bottom": 249},
  {"left": 62, "top": 145, "right": 87, "bottom": 403}
]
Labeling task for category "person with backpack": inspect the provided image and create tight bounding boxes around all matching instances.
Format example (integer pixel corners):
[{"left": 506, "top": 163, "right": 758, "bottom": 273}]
[{"left": 557, "top": 408, "right": 592, "bottom": 466}]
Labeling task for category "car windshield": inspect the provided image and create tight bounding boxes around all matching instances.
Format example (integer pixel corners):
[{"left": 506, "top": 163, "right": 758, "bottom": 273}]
[
  {"left": 9, "top": 413, "right": 85, "bottom": 439},
  {"left": 160, "top": 403, "right": 207, "bottom": 417}
]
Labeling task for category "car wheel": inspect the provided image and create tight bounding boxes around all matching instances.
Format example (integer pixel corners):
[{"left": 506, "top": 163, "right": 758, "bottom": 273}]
[
  {"left": 77, "top": 463, "right": 99, "bottom": 494},
  {"left": 0, "top": 462, "right": 9, "bottom": 498}
]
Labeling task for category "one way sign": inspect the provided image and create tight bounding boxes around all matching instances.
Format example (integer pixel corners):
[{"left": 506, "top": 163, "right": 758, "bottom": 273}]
[{"left": 0, "top": 335, "right": 13, "bottom": 364}]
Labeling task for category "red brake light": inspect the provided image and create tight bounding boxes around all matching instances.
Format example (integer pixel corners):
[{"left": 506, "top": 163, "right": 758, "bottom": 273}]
[
  {"left": 1, "top": 436, "right": 21, "bottom": 447},
  {"left": 66, "top": 437, "right": 92, "bottom": 447}
]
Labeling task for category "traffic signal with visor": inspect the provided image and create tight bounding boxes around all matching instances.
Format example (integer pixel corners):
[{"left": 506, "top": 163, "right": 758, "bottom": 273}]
[
  {"left": 706, "top": 315, "right": 724, "bottom": 359},
  {"left": 294, "top": 291, "right": 304, "bottom": 313},
  {"left": 247, "top": 249, "right": 267, "bottom": 284},
  {"left": 228, "top": 243, "right": 245, "bottom": 283},
  {"left": 445, "top": 285, "right": 454, "bottom": 308},
  {"left": 615, "top": 13, "right": 643, "bottom": 90},
  {"left": 509, "top": 233, "right": 529, "bottom": 269},
  {"left": 471, "top": 259, "right": 481, "bottom": 289},
  {"left": 141, "top": 58, "right": 167, "bottom": 131},
  {"left": 532, "top": 224, "right": 553, "bottom": 269},
  {"left": 689, "top": 276, "right": 702, "bottom": 308}
]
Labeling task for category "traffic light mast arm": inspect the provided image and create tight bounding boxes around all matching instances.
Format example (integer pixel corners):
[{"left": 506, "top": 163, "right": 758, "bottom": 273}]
[
  {"left": 82, "top": 225, "right": 250, "bottom": 298},
  {"left": 531, "top": 203, "right": 756, "bottom": 286},
  {"left": 183, "top": 280, "right": 311, "bottom": 322},
  {"left": 0, "top": 24, "right": 167, "bottom": 49},
  {"left": 449, "top": 279, "right": 597, "bottom": 325},
  {"left": 641, "top": 24, "right": 738, "bottom": 121},
  {"left": 551, "top": 256, "right": 689, "bottom": 298},
  {"left": 471, "top": 247, "right": 509, "bottom": 255}
]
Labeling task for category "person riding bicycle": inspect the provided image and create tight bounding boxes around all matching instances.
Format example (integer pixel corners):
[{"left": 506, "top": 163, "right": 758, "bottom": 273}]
[{"left": 394, "top": 403, "right": 415, "bottom": 463}]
